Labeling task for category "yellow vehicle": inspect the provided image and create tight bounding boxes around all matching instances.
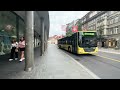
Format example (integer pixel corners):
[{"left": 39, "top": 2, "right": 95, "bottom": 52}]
[{"left": 58, "top": 31, "right": 98, "bottom": 54}]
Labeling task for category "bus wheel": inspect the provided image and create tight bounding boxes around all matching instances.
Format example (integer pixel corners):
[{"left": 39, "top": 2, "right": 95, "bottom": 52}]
[{"left": 68, "top": 47, "right": 71, "bottom": 52}]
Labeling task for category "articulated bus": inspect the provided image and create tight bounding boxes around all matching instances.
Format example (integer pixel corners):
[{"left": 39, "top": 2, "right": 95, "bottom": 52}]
[{"left": 58, "top": 31, "right": 98, "bottom": 54}]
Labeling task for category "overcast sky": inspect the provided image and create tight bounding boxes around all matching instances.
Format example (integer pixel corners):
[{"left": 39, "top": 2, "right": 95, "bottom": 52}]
[{"left": 49, "top": 11, "right": 89, "bottom": 37}]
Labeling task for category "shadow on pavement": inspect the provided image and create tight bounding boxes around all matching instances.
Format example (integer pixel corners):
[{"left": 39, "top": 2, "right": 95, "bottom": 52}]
[{"left": 0, "top": 47, "right": 41, "bottom": 79}]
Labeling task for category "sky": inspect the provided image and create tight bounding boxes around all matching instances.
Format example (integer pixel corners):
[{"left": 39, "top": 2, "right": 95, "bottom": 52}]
[{"left": 49, "top": 11, "right": 89, "bottom": 37}]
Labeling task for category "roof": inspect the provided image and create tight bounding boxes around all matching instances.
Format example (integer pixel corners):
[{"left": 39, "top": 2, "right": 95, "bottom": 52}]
[{"left": 13, "top": 11, "right": 49, "bottom": 37}]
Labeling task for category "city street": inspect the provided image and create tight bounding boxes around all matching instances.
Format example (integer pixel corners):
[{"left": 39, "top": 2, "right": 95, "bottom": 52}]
[
  {"left": 61, "top": 48, "right": 120, "bottom": 79},
  {"left": 1, "top": 11, "right": 120, "bottom": 79}
]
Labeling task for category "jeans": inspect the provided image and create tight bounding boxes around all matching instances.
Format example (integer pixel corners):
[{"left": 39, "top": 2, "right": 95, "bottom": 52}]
[{"left": 10, "top": 47, "right": 18, "bottom": 59}]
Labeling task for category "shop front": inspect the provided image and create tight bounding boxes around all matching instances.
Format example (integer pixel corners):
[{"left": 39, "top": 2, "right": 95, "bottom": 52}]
[
  {"left": 104, "top": 38, "right": 117, "bottom": 48},
  {"left": 0, "top": 11, "right": 25, "bottom": 57}
]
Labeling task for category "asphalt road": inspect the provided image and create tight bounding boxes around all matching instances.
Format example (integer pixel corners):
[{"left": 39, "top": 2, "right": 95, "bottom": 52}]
[{"left": 61, "top": 49, "right": 120, "bottom": 79}]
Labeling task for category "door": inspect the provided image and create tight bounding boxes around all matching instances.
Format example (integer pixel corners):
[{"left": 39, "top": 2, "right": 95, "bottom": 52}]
[{"left": 72, "top": 33, "right": 78, "bottom": 53}]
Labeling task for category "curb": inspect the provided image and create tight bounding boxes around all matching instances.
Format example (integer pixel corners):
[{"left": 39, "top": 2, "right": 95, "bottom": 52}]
[{"left": 60, "top": 50, "right": 101, "bottom": 79}]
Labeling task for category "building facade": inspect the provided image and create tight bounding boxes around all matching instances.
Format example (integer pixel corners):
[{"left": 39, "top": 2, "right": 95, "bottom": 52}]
[
  {"left": 0, "top": 11, "right": 25, "bottom": 55},
  {"left": 48, "top": 35, "right": 64, "bottom": 44},
  {"left": 0, "top": 11, "right": 49, "bottom": 56},
  {"left": 0, "top": 11, "right": 50, "bottom": 71},
  {"left": 81, "top": 11, "right": 120, "bottom": 49},
  {"left": 66, "top": 19, "right": 82, "bottom": 36},
  {"left": 106, "top": 11, "right": 120, "bottom": 48}
]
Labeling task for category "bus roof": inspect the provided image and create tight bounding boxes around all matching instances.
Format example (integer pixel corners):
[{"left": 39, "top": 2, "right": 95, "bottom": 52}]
[
  {"left": 58, "top": 31, "right": 97, "bottom": 41},
  {"left": 78, "top": 31, "right": 96, "bottom": 32}
]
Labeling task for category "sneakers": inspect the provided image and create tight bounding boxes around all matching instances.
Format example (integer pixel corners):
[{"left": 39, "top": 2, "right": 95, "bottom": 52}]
[
  {"left": 19, "top": 59, "right": 23, "bottom": 62},
  {"left": 9, "top": 59, "right": 13, "bottom": 61},
  {"left": 19, "top": 58, "right": 25, "bottom": 62}
]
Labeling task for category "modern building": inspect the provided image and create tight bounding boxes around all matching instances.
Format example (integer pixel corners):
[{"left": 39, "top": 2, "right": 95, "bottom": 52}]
[{"left": 0, "top": 11, "right": 50, "bottom": 71}]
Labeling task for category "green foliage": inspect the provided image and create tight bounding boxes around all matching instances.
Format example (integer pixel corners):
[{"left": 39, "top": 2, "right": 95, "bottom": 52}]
[
  {"left": 77, "top": 21, "right": 82, "bottom": 31},
  {"left": 66, "top": 20, "right": 82, "bottom": 36}
]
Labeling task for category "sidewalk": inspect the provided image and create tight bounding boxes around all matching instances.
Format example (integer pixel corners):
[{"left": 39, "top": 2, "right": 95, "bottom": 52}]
[
  {"left": 0, "top": 44, "right": 99, "bottom": 79},
  {"left": 99, "top": 47, "right": 120, "bottom": 54}
]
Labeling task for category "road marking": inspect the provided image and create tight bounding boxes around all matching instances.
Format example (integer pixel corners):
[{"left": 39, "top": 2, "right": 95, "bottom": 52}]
[
  {"left": 61, "top": 50, "right": 100, "bottom": 79},
  {"left": 99, "top": 50, "right": 120, "bottom": 55},
  {"left": 94, "top": 54, "right": 120, "bottom": 63}
]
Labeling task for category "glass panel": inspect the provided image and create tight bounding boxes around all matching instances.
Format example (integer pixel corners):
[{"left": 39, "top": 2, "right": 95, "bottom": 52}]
[
  {"left": 19, "top": 18, "right": 25, "bottom": 38},
  {"left": 0, "top": 11, "right": 17, "bottom": 55}
]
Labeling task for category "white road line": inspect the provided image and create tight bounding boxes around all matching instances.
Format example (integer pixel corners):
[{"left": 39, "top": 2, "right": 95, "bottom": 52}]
[
  {"left": 61, "top": 50, "right": 101, "bottom": 79},
  {"left": 99, "top": 50, "right": 120, "bottom": 54}
]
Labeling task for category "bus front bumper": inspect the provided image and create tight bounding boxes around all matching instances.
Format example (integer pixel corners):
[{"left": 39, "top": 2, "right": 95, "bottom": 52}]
[{"left": 77, "top": 47, "right": 98, "bottom": 54}]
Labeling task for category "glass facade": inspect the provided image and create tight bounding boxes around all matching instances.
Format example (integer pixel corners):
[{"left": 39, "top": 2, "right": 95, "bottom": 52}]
[
  {"left": 19, "top": 17, "right": 25, "bottom": 40},
  {"left": 0, "top": 11, "right": 40, "bottom": 57},
  {"left": 0, "top": 11, "right": 25, "bottom": 56}
]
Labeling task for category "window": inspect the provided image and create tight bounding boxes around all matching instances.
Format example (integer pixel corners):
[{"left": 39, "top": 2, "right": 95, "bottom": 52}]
[
  {"left": 114, "top": 17, "right": 119, "bottom": 23},
  {"left": 0, "top": 11, "right": 18, "bottom": 55},
  {"left": 19, "top": 18, "right": 25, "bottom": 39},
  {"left": 115, "top": 27, "right": 118, "bottom": 34},
  {"left": 109, "top": 19, "right": 114, "bottom": 25},
  {"left": 110, "top": 11, "right": 115, "bottom": 15},
  {"left": 107, "top": 20, "right": 109, "bottom": 25},
  {"left": 106, "top": 29, "right": 109, "bottom": 35},
  {"left": 109, "top": 28, "right": 113, "bottom": 34}
]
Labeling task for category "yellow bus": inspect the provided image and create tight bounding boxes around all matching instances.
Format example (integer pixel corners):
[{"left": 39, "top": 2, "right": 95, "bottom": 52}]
[{"left": 58, "top": 31, "right": 98, "bottom": 54}]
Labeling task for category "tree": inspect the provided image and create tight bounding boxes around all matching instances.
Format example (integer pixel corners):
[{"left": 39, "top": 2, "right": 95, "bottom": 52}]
[
  {"left": 66, "top": 28, "right": 73, "bottom": 36},
  {"left": 77, "top": 20, "right": 82, "bottom": 31},
  {"left": 66, "top": 19, "right": 82, "bottom": 36}
]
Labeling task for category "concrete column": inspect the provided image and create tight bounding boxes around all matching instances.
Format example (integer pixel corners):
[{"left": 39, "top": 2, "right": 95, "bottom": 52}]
[
  {"left": 44, "top": 29, "right": 47, "bottom": 51},
  {"left": 45, "top": 32, "right": 47, "bottom": 50},
  {"left": 40, "top": 17, "right": 44, "bottom": 56},
  {"left": 24, "top": 11, "right": 34, "bottom": 71}
]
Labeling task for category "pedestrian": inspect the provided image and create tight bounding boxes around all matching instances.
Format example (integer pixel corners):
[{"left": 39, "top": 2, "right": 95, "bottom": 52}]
[
  {"left": 18, "top": 37, "right": 25, "bottom": 62},
  {"left": 9, "top": 39, "right": 18, "bottom": 61}
]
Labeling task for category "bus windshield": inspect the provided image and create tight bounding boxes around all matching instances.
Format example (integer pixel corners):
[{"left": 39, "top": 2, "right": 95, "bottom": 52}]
[{"left": 79, "top": 32, "right": 97, "bottom": 47}]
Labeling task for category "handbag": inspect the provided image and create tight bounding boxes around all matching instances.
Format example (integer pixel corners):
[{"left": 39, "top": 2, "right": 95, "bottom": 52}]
[
  {"left": 15, "top": 48, "right": 18, "bottom": 52},
  {"left": 15, "top": 42, "right": 18, "bottom": 52}
]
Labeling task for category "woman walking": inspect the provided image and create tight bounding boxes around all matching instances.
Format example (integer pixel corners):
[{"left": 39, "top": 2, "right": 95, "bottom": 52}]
[
  {"left": 9, "top": 39, "right": 18, "bottom": 61},
  {"left": 18, "top": 37, "right": 25, "bottom": 62}
]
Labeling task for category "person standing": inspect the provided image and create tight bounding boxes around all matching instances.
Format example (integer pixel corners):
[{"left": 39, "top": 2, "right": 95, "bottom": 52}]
[
  {"left": 18, "top": 37, "right": 25, "bottom": 62},
  {"left": 9, "top": 39, "right": 18, "bottom": 61}
]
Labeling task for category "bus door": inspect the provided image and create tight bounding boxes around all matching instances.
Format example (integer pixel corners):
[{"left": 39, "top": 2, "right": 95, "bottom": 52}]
[{"left": 72, "top": 33, "right": 78, "bottom": 53}]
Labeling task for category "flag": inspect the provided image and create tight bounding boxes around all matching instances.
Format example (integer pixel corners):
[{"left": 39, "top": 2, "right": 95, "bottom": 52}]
[{"left": 72, "top": 26, "right": 78, "bottom": 32}]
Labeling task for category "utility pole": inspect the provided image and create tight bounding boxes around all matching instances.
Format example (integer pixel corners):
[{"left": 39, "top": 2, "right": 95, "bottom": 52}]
[{"left": 24, "top": 11, "right": 34, "bottom": 71}]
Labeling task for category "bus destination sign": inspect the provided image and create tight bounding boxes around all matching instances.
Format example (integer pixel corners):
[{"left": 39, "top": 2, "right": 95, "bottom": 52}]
[{"left": 83, "top": 32, "right": 95, "bottom": 35}]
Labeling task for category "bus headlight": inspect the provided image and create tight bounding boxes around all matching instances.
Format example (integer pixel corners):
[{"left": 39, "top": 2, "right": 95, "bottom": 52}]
[{"left": 95, "top": 47, "right": 98, "bottom": 52}]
